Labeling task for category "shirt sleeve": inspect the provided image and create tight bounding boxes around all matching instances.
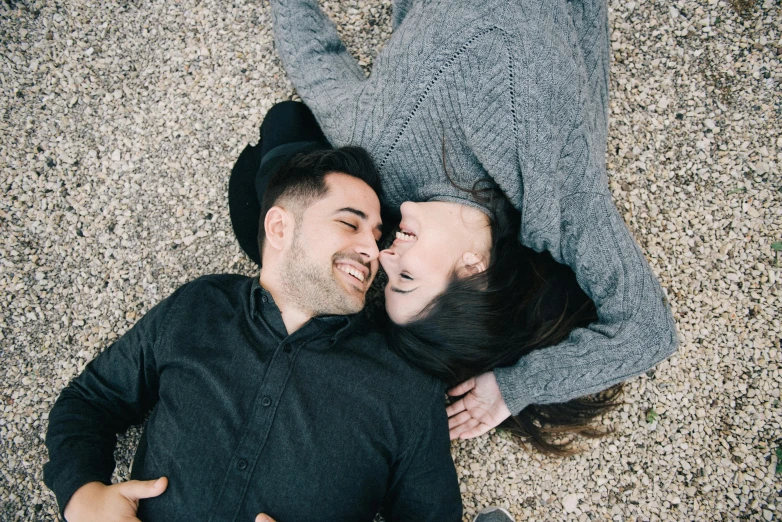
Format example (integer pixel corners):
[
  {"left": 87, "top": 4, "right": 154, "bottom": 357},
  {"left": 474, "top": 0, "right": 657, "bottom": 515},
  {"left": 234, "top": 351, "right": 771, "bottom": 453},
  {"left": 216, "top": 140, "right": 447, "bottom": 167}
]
[
  {"left": 269, "top": 0, "right": 366, "bottom": 144},
  {"left": 381, "top": 382, "right": 462, "bottom": 522},
  {"left": 42, "top": 291, "right": 176, "bottom": 515},
  {"left": 494, "top": 191, "right": 679, "bottom": 414}
]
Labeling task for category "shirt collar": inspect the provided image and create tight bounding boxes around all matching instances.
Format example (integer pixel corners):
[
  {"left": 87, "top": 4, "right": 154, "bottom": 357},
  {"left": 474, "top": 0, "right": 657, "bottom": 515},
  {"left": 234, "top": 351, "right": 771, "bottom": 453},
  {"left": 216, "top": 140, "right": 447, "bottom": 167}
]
[
  {"left": 250, "top": 276, "right": 362, "bottom": 345},
  {"left": 250, "top": 277, "right": 276, "bottom": 315}
]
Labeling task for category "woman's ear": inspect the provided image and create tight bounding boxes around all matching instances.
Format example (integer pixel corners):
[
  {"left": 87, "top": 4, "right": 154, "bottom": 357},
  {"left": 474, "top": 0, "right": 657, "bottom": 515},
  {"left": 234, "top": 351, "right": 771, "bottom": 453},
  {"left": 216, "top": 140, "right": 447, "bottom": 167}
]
[
  {"left": 263, "top": 206, "right": 294, "bottom": 253},
  {"left": 461, "top": 252, "right": 487, "bottom": 275}
]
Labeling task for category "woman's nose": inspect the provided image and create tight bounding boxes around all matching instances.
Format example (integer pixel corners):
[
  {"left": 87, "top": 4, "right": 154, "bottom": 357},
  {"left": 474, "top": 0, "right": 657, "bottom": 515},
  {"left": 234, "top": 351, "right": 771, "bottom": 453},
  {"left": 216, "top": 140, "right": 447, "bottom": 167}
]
[
  {"left": 399, "top": 201, "right": 417, "bottom": 216},
  {"left": 379, "top": 249, "right": 398, "bottom": 268}
]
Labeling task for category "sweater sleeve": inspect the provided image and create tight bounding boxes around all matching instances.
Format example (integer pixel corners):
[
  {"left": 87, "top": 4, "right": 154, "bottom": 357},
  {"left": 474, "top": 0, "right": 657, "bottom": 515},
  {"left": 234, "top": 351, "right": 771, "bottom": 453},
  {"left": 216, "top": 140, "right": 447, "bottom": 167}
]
[
  {"left": 269, "top": 0, "right": 366, "bottom": 144},
  {"left": 494, "top": 191, "right": 678, "bottom": 414}
]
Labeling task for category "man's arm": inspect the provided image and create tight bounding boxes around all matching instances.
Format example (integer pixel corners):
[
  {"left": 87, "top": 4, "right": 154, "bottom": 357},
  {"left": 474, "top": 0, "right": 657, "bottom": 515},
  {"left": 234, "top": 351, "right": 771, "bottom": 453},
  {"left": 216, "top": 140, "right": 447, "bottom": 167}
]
[
  {"left": 381, "top": 381, "right": 462, "bottom": 522},
  {"left": 43, "top": 292, "right": 175, "bottom": 517}
]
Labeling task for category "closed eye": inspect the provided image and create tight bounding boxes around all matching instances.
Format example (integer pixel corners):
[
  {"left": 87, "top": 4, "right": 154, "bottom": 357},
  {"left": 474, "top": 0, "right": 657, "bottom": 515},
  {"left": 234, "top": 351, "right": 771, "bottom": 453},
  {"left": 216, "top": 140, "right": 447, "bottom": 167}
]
[
  {"left": 339, "top": 221, "right": 358, "bottom": 230},
  {"left": 400, "top": 273, "right": 413, "bottom": 281}
]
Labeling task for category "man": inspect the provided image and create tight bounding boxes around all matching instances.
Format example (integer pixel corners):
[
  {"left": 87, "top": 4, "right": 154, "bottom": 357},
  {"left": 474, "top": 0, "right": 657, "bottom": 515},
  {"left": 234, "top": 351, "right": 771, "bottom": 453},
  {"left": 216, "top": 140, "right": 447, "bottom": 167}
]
[{"left": 43, "top": 103, "right": 462, "bottom": 521}]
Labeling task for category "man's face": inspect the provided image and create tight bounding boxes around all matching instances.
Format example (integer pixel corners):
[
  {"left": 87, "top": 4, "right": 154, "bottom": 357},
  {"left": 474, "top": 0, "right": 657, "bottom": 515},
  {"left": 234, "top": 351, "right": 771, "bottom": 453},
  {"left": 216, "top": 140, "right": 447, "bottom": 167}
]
[{"left": 280, "top": 172, "right": 383, "bottom": 316}]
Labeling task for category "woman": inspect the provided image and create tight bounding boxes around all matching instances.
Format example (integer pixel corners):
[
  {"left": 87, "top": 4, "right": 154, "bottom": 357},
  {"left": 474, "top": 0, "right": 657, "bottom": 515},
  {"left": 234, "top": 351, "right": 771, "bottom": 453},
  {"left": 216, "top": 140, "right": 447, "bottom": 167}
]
[{"left": 254, "top": 0, "right": 678, "bottom": 451}]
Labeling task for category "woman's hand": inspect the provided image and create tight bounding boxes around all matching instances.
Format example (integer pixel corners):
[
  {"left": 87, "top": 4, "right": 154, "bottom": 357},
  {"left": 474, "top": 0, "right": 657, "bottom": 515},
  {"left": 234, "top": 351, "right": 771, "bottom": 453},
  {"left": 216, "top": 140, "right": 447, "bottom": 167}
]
[{"left": 446, "top": 372, "right": 511, "bottom": 440}]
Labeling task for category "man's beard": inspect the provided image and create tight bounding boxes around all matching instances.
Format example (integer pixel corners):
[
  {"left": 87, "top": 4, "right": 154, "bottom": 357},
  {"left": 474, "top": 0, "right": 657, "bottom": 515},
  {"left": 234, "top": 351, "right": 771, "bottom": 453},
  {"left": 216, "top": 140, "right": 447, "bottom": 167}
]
[{"left": 280, "top": 232, "right": 368, "bottom": 317}]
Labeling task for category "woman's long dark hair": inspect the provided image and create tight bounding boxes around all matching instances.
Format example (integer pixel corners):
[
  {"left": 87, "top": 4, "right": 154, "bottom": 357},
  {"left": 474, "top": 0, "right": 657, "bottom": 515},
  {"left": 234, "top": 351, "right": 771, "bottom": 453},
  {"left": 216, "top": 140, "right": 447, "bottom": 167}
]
[{"left": 383, "top": 186, "right": 622, "bottom": 456}]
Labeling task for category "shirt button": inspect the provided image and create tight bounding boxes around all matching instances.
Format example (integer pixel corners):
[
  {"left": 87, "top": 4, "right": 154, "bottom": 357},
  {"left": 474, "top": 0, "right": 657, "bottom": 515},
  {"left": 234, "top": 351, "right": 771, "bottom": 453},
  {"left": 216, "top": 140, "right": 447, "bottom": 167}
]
[
  {"left": 262, "top": 396, "right": 272, "bottom": 407},
  {"left": 261, "top": 295, "right": 268, "bottom": 303},
  {"left": 283, "top": 344, "right": 292, "bottom": 353},
  {"left": 237, "top": 459, "right": 248, "bottom": 470}
]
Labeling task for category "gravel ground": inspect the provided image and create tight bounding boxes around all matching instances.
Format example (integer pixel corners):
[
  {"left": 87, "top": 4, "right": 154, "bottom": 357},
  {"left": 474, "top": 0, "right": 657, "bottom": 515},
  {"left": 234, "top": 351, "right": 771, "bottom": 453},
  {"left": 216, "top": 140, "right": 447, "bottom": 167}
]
[{"left": 1, "top": 0, "right": 781, "bottom": 520}]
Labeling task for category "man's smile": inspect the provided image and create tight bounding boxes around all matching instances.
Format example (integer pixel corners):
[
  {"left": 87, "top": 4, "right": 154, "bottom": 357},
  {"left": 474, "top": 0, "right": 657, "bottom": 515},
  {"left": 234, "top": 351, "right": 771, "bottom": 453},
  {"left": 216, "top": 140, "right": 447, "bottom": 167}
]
[{"left": 335, "top": 262, "right": 367, "bottom": 283}]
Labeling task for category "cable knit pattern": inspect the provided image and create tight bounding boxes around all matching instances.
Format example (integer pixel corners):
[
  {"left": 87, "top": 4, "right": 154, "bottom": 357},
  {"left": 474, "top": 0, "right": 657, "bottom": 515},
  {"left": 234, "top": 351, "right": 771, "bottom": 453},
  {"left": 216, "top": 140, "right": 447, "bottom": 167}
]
[{"left": 269, "top": 0, "right": 678, "bottom": 414}]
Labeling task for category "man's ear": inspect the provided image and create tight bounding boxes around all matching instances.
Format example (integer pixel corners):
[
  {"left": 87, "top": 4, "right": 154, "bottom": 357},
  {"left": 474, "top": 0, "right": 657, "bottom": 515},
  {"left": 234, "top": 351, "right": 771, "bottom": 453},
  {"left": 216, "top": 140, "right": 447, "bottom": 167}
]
[
  {"left": 263, "top": 206, "right": 294, "bottom": 253},
  {"left": 460, "top": 252, "right": 487, "bottom": 276}
]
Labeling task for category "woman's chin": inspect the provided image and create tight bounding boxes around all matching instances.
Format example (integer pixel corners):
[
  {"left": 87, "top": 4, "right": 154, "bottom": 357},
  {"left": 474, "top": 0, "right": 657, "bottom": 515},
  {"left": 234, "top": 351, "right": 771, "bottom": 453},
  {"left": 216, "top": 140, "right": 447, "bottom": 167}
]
[
  {"left": 384, "top": 301, "right": 414, "bottom": 325},
  {"left": 387, "top": 311, "right": 409, "bottom": 325}
]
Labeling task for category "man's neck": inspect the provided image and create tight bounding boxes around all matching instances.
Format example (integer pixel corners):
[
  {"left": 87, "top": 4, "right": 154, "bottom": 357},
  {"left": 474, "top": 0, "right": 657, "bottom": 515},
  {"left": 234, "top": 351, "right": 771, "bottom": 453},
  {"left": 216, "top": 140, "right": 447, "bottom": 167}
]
[{"left": 258, "top": 272, "right": 311, "bottom": 335}]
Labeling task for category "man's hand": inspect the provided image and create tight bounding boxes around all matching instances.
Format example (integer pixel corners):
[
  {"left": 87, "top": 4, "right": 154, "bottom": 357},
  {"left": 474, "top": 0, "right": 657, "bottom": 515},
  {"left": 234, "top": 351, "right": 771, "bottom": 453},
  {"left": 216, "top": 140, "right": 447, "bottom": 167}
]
[
  {"left": 446, "top": 372, "right": 512, "bottom": 440},
  {"left": 63, "top": 477, "right": 168, "bottom": 522},
  {"left": 255, "top": 514, "right": 277, "bottom": 522}
]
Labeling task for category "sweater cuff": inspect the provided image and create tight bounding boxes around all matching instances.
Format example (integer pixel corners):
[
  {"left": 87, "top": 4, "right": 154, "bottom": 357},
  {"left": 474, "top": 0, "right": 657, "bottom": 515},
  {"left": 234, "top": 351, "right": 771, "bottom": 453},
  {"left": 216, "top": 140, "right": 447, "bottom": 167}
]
[{"left": 493, "top": 364, "right": 536, "bottom": 415}]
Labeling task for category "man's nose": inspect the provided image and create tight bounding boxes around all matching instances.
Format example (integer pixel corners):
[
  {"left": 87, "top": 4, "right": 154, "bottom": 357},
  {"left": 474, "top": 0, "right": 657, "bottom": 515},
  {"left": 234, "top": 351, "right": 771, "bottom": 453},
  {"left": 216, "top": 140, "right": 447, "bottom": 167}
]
[{"left": 355, "top": 231, "right": 380, "bottom": 262}]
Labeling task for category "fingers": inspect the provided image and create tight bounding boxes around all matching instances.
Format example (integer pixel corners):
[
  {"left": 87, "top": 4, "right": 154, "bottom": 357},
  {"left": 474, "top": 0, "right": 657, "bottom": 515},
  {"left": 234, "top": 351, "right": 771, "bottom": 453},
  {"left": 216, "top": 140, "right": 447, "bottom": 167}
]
[
  {"left": 447, "top": 411, "right": 472, "bottom": 430},
  {"left": 458, "top": 423, "right": 493, "bottom": 440},
  {"left": 449, "top": 418, "right": 480, "bottom": 440},
  {"left": 447, "top": 378, "right": 475, "bottom": 397},
  {"left": 118, "top": 477, "right": 168, "bottom": 500},
  {"left": 445, "top": 398, "right": 466, "bottom": 418},
  {"left": 256, "top": 514, "right": 277, "bottom": 522}
]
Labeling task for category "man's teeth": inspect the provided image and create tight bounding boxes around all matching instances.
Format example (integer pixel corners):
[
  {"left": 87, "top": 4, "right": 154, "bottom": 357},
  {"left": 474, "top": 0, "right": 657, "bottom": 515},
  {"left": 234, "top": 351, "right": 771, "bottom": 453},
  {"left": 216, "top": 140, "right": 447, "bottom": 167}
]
[
  {"left": 337, "top": 264, "right": 365, "bottom": 282},
  {"left": 395, "top": 230, "right": 417, "bottom": 241}
]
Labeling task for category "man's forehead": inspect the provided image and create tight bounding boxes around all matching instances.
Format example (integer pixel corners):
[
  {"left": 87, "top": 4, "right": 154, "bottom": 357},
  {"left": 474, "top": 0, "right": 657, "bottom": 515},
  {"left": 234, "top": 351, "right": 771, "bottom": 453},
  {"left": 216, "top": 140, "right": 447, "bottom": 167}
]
[
  {"left": 322, "top": 172, "right": 380, "bottom": 209},
  {"left": 305, "top": 172, "right": 382, "bottom": 235}
]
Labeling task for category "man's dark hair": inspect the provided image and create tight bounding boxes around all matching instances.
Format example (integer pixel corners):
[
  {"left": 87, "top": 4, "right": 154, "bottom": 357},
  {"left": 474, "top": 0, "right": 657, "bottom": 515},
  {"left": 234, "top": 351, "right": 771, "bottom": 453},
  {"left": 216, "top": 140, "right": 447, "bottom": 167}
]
[{"left": 257, "top": 146, "right": 381, "bottom": 259}]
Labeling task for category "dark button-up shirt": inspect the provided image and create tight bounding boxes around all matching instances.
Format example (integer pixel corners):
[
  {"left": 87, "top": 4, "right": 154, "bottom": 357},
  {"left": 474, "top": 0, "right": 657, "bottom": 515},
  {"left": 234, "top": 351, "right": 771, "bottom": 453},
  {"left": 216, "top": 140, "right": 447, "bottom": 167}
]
[{"left": 44, "top": 275, "right": 461, "bottom": 521}]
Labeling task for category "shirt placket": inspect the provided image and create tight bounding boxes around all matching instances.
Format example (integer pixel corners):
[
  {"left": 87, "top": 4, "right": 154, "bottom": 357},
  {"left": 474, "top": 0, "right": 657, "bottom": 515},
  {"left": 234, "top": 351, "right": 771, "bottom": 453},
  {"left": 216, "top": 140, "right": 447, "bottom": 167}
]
[{"left": 207, "top": 336, "right": 298, "bottom": 521}]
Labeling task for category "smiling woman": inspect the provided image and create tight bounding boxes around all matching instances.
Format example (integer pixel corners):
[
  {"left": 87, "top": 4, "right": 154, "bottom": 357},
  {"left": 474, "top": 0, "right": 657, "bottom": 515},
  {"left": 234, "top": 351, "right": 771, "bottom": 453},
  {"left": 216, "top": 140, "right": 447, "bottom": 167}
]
[
  {"left": 382, "top": 195, "right": 623, "bottom": 454},
  {"left": 381, "top": 201, "right": 491, "bottom": 324}
]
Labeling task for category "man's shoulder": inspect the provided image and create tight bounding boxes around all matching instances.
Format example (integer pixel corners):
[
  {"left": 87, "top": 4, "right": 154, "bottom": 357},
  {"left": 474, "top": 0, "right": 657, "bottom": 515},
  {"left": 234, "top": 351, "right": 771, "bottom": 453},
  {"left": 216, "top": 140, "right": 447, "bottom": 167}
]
[
  {"left": 164, "top": 274, "right": 254, "bottom": 308},
  {"left": 175, "top": 273, "right": 253, "bottom": 292},
  {"left": 345, "top": 322, "right": 447, "bottom": 399}
]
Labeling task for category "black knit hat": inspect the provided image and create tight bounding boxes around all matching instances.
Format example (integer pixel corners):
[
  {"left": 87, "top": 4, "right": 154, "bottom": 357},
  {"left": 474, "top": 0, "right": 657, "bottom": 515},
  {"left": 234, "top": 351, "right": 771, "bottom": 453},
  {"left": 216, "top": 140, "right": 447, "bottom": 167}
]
[{"left": 228, "top": 101, "right": 329, "bottom": 265}]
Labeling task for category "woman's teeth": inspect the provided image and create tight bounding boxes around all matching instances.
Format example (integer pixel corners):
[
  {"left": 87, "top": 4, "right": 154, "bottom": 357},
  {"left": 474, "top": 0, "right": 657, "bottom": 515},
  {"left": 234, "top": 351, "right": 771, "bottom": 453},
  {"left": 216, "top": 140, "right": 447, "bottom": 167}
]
[
  {"left": 395, "top": 230, "right": 417, "bottom": 241},
  {"left": 336, "top": 264, "right": 365, "bottom": 282}
]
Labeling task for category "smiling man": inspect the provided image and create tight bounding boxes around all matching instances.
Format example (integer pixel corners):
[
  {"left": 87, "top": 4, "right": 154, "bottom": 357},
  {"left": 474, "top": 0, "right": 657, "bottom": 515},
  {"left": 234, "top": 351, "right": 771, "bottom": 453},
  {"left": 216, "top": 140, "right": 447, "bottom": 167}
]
[
  {"left": 260, "top": 157, "right": 383, "bottom": 332},
  {"left": 43, "top": 103, "right": 462, "bottom": 522}
]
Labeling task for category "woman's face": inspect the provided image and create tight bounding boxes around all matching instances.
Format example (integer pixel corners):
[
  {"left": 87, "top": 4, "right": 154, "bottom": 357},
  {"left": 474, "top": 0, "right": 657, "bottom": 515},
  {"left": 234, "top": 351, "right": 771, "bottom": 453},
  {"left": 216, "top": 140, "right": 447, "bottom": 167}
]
[{"left": 379, "top": 201, "right": 492, "bottom": 324}]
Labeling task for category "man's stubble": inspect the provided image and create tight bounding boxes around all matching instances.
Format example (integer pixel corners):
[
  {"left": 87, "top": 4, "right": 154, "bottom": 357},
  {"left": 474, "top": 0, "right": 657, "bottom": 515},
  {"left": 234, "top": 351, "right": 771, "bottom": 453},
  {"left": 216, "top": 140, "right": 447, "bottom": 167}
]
[{"left": 280, "top": 229, "right": 365, "bottom": 317}]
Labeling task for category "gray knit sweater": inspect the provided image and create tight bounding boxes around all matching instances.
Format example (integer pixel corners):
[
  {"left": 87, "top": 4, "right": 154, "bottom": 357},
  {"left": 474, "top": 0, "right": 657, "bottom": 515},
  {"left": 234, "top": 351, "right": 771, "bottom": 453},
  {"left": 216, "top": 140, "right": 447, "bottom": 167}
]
[{"left": 269, "top": 0, "right": 678, "bottom": 414}]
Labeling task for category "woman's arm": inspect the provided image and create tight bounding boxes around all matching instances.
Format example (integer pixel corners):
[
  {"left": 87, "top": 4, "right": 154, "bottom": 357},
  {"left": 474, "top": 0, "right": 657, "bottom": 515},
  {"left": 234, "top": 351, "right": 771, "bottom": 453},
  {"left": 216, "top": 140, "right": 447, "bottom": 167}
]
[
  {"left": 269, "top": 0, "right": 366, "bottom": 144},
  {"left": 494, "top": 191, "right": 678, "bottom": 414},
  {"left": 448, "top": 0, "right": 676, "bottom": 418}
]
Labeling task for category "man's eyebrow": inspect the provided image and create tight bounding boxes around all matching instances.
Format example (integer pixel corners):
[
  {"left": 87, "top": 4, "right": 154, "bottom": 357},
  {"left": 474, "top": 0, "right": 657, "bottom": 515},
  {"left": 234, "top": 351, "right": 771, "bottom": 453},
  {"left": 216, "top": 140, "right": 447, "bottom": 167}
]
[
  {"left": 390, "top": 286, "right": 415, "bottom": 294},
  {"left": 334, "top": 207, "right": 366, "bottom": 219},
  {"left": 334, "top": 207, "right": 383, "bottom": 233}
]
